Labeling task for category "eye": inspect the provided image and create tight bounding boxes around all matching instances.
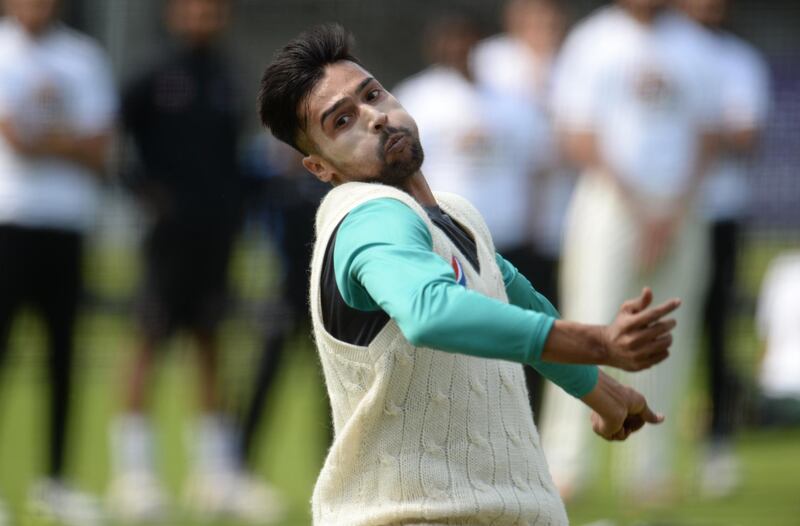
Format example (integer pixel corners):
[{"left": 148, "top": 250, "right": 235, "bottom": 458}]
[
  {"left": 365, "top": 88, "right": 383, "bottom": 102},
  {"left": 334, "top": 114, "right": 351, "bottom": 129}
]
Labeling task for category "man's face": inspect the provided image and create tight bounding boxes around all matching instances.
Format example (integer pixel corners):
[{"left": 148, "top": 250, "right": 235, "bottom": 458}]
[
  {"left": 618, "top": 0, "right": 668, "bottom": 14},
  {"left": 4, "top": 0, "right": 58, "bottom": 33},
  {"left": 509, "top": 1, "right": 566, "bottom": 55},
  {"left": 168, "top": 0, "right": 229, "bottom": 46},
  {"left": 680, "top": 0, "right": 727, "bottom": 27},
  {"left": 300, "top": 61, "right": 424, "bottom": 186}
]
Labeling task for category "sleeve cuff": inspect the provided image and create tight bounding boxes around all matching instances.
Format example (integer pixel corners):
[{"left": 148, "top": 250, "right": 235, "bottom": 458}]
[
  {"left": 572, "top": 366, "right": 600, "bottom": 398},
  {"left": 526, "top": 313, "right": 556, "bottom": 365}
]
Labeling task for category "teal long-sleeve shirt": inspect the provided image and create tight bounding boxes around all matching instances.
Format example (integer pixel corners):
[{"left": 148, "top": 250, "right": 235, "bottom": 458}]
[{"left": 333, "top": 198, "right": 598, "bottom": 398}]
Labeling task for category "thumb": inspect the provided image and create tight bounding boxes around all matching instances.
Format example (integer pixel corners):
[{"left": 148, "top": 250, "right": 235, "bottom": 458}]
[
  {"left": 640, "top": 404, "right": 665, "bottom": 424},
  {"left": 624, "top": 287, "right": 653, "bottom": 313},
  {"left": 635, "top": 287, "right": 654, "bottom": 312}
]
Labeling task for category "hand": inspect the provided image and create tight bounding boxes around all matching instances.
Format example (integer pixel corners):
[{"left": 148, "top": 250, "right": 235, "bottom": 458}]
[
  {"left": 27, "top": 130, "right": 76, "bottom": 158},
  {"left": 602, "top": 287, "right": 680, "bottom": 372},
  {"left": 582, "top": 371, "right": 664, "bottom": 441},
  {"left": 638, "top": 214, "right": 680, "bottom": 272}
]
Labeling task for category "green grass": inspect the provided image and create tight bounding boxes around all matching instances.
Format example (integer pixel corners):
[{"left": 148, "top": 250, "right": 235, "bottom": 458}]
[{"left": 0, "top": 233, "right": 799, "bottom": 525}]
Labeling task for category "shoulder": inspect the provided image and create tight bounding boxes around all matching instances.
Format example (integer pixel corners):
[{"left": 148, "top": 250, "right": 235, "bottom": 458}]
[
  {"left": 435, "top": 191, "right": 495, "bottom": 249},
  {"left": 334, "top": 198, "right": 433, "bottom": 270},
  {"left": 659, "top": 10, "right": 714, "bottom": 50},
  {"left": 0, "top": 19, "right": 14, "bottom": 40},
  {"left": 720, "top": 32, "right": 769, "bottom": 75},
  {"left": 0, "top": 20, "right": 19, "bottom": 63},
  {"left": 473, "top": 34, "right": 516, "bottom": 63},
  {"left": 50, "top": 25, "right": 109, "bottom": 62},
  {"left": 572, "top": 6, "right": 622, "bottom": 40},
  {"left": 558, "top": 6, "right": 620, "bottom": 64},
  {"left": 393, "top": 66, "right": 462, "bottom": 101},
  {"left": 316, "top": 182, "right": 429, "bottom": 240},
  {"left": 341, "top": 198, "right": 429, "bottom": 243}
]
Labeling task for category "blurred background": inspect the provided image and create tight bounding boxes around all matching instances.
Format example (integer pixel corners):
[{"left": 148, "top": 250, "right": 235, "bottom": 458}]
[{"left": 0, "top": 1, "right": 798, "bottom": 525}]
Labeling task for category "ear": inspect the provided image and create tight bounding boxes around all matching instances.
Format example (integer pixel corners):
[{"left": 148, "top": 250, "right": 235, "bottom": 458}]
[{"left": 302, "top": 154, "right": 336, "bottom": 183}]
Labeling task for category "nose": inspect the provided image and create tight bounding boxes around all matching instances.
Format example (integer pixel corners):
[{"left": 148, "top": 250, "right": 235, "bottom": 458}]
[{"left": 368, "top": 107, "right": 388, "bottom": 132}]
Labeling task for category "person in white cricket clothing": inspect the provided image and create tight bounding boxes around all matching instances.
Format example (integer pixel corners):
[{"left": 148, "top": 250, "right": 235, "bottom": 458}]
[
  {"left": 472, "top": 0, "right": 573, "bottom": 418},
  {"left": 538, "top": 0, "right": 721, "bottom": 502},
  {"left": 756, "top": 252, "right": 800, "bottom": 425},
  {"left": 257, "top": 23, "right": 682, "bottom": 525},
  {"left": 0, "top": 0, "right": 116, "bottom": 524},
  {"left": 679, "top": 0, "right": 771, "bottom": 497}
]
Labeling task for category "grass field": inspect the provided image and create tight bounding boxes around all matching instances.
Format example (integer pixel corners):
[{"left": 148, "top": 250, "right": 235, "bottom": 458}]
[{"left": 0, "top": 230, "right": 798, "bottom": 525}]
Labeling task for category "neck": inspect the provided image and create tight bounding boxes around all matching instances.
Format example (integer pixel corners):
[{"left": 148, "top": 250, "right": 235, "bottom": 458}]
[
  {"left": 17, "top": 21, "right": 53, "bottom": 37},
  {"left": 446, "top": 61, "right": 473, "bottom": 83},
  {"left": 397, "top": 172, "right": 437, "bottom": 207},
  {"left": 624, "top": 5, "right": 659, "bottom": 25}
]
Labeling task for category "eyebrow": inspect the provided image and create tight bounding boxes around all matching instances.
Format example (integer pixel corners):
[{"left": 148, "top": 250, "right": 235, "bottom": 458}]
[{"left": 320, "top": 76, "right": 376, "bottom": 128}]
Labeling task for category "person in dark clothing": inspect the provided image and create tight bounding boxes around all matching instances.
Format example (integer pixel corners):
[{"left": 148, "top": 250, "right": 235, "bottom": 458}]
[
  {"left": 237, "top": 137, "right": 331, "bottom": 471},
  {"left": 107, "top": 1, "right": 283, "bottom": 523}
]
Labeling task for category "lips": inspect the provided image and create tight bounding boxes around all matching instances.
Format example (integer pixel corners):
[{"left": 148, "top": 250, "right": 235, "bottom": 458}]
[{"left": 385, "top": 133, "right": 407, "bottom": 154}]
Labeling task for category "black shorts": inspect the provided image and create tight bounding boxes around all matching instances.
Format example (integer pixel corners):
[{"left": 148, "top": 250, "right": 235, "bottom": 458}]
[{"left": 138, "top": 221, "right": 236, "bottom": 339}]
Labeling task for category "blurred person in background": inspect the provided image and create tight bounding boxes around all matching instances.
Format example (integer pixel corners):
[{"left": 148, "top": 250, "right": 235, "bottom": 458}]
[
  {"left": 472, "top": 0, "right": 571, "bottom": 419},
  {"left": 538, "top": 0, "right": 720, "bottom": 503},
  {"left": 393, "top": 12, "right": 551, "bottom": 419},
  {"left": 107, "top": 0, "right": 279, "bottom": 523},
  {"left": 473, "top": 0, "right": 565, "bottom": 123},
  {"left": 679, "top": 0, "right": 770, "bottom": 497},
  {"left": 233, "top": 133, "right": 328, "bottom": 500},
  {"left": 0, "top": 0, "right": 115, "bottom": 524},
  {"left": 755, "top": 252, "right": 800, "bottom": 427}
]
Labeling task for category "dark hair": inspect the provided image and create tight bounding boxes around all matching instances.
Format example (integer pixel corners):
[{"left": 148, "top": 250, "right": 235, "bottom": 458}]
[{"left": 257, "top": 23, "right": 361, "bottom": 153}]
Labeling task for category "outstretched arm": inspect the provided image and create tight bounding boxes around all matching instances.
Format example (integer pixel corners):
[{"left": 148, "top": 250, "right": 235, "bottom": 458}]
[
  {"left": 543, "top": 287, "right": 679, "bottom": 371},
  {"left": 498, "top": 254, "right": 679, "bottom": 371},
  {"left": 337, "top": 199, "right": 678, "bottom": 402}
]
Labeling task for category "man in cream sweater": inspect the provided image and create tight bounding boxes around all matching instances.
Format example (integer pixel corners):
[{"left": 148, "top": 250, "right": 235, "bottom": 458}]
[{"left": 257, "top": 24, "right": 680, "bottom": 526}]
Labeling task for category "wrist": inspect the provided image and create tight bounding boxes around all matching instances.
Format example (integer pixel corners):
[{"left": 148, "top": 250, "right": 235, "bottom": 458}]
[
  {"left": 580, "top": 370, "right": 626, "bottom": 416},
  {"left": 543, "top": 320, "right": 609, "bottom": 365},
  {"left": 594, "top": 324, "right": 611, "bottom": 366}
]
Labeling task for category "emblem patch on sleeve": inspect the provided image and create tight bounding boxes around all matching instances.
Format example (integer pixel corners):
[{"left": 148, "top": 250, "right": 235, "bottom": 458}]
[{"left": 451, "top": 255, "right": 467, "bottom": 287}]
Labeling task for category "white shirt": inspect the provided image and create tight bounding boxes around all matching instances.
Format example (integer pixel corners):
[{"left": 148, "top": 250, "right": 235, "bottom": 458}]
[
  {"left": 757, "top": 252, "right": 800, "bottom": 398},
  {"left": 394, "top": 66, "right": 544, "bottom": 251},
  {"left": 473, "top": 35, "right": 553, "bottom": 107},
  {"left": 473, "top": 35, "right": 573, "bottom": 256},
  {"left": 0, "top": 20, "right": 117, "bottom": 232},
  {"left": 553, "top": 7, "right": 719, "bottom": 200},
  {"left": 701, "top": 30, "right": 770, "bottom": 220}
]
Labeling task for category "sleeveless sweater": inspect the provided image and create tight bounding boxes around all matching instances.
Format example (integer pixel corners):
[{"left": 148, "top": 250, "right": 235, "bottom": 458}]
[{"left": 309, "top": 182, "right": 568, "bottom": 526}]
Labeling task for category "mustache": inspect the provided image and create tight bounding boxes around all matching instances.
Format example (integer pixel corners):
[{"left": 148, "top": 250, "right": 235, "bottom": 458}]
[{"left": 379, "top": 126, "right": 413, "bottom": 148}]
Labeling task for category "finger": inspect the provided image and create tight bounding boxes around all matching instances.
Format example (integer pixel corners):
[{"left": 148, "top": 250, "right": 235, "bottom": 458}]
[
  {"left": 591, "top": 413, "right": 615, "bottom": 441},
  {"left": 632, "top": 349, "right": 670, "bottom": 371},
  {"left": 640, "top": 404, "right": 665, "bottom": 424},
  {"left": 623, "top": 414, "right": 645, "bottom": 434},
  {"left": 632, "top": 334, "right": 673, "bottom": 367},
  {"left": 592, "top": 410, "right": 629, "bottom": 441},
  {"left": 628, "top": 318, "right": 677, "bottom": 347},
  {"left": 612, "top": 428, "right": 629, "bottom": 441},
  {"left": 635, "top": 331, "right": 674, "bottom": 356},
  {"left": 642, "top": 333, "right": 674, "bottom": 355},
  {"left": 628, "top": 298, "right": 681, "bottom": 328},
  {"left": 622, "top": 287, "right": 653, "bottom": 314}
]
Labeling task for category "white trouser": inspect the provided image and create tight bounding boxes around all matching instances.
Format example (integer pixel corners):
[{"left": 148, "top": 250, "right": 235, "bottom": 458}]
[{"left": 539, "top": 173, "right": 709, "bottom": 495}]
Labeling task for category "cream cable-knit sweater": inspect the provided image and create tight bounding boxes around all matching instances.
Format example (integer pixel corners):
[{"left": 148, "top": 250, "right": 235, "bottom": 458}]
[{"left": 309, "top": 182, "right": 568, "bottom": 526}]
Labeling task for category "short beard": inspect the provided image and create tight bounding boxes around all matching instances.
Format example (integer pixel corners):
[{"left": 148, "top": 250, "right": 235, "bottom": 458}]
[{"left": 373, "top": 126, "right": 424, "bottom": 186}]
